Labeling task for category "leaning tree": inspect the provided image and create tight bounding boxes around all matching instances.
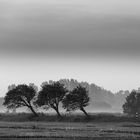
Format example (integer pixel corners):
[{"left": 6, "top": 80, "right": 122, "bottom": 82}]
[
  {"left": 123, "top": 90, "right": 140, "bottom": 117},
  {"left": 62, "top": 85, "right": 90, "bottom": 117},
  {"left": 36, "top": 81, "right": 67, "bottom": 117},
  {"left": 3, "top": 84, "right": 38, "bottom": 117}
]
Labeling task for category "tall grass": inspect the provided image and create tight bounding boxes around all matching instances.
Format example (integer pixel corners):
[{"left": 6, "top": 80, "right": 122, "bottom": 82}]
[{"left": 0, "top": 113, "right": 139, "bottom": 122}]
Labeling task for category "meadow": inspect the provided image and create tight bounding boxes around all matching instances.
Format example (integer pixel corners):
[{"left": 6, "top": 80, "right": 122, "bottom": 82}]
[
  {"left": 0, "top": 113, "right": 139, "bottom": 139},
  {"left": 0, "top": 121, "right": 139, "bottom": 139}
]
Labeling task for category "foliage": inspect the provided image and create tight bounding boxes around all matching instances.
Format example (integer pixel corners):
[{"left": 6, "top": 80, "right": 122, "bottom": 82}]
[
  {"left": 36, "top": 81, "right": 67, "bottom": 117},
  {"left": 123, "top": 90, "right": 140, "bottom": 117},
  {"left": 62, "top": 85, "right": 90, "bottom": 117},
  {"left": 3, "top": 84, "right": 38, "bottom": 117}
]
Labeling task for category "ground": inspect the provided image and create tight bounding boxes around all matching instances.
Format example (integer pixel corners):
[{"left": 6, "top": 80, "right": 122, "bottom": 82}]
[
  {"left": 0, "top": 121, "right": 139, "bottom": 139},
  {"left": 0, "top": 113, "right": 139, "bottom": 139}
]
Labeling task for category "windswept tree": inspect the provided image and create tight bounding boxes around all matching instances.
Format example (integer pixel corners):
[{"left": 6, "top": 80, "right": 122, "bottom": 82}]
[
  {"left": 3, "top": 84, "right": 38, "bottom": 117},
  {"left": 36, "top": 81, "right": 67, "bottom": 117},
  {"left": 123, "top": 90, "right": 140, "bottom": 117},
  {"left": 62, "top": 85, "right": 90, "bottom": 117}
]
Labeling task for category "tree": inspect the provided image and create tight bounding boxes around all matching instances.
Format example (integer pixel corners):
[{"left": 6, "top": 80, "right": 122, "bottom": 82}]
[
  {"left": 3, "top": 84, "right": 38, "bottom": 117},
  {"left": 123, "top": 90, "right": 140, "bottom": 117},
  {"left": 62, "top": 85, "right": 90, "bottom": 117},
  {"left": 36, "top": 81, "right": 67, "bottom": 117}
]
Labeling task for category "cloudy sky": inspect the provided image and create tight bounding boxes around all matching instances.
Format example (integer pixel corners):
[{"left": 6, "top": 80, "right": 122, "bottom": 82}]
[{"left": 0, "top": 0, "right": 140, "bottom": 96}]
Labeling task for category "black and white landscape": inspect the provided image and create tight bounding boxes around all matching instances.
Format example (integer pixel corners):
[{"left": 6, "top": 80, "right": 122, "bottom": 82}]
[{"left": 0, "top": 0, "right": 140, "bottom": 139}]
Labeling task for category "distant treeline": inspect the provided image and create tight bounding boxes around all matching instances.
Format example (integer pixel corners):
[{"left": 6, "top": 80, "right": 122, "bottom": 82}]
[{"left": 2, "top": 79, "right": 140, "bottom": 118}]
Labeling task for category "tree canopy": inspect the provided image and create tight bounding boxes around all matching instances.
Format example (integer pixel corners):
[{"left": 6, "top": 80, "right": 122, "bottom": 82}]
[
  {"left": 62, "top": 85, "right": 90, "bottom": 117},
  {"left": 36, "top": 81, "right": 67, "bottom": 117},
  {"left": 123, "top": 90, "right": 140, "bottom": 117},
  {"left": 3, "top": 84, "right": 38, "bottom": 117}
]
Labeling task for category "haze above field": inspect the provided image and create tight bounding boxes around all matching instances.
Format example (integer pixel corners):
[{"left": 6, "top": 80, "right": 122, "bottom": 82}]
[{"left": 0, "top": 0, "right": 140, "bottom": 96}]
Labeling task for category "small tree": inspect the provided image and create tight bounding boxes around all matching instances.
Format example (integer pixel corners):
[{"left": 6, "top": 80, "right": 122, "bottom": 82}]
[
  {"left": 62, "top": 85, "right": 90, "bottom": 117},
  {"left": 3, "top": 84, "right": 38, "bottom": 117},
  {"left": 36, "top": 81, "right": 67, "bottom": 117},
  {"left": 123, "top": 90, "right": 140, "bottom": 117}
]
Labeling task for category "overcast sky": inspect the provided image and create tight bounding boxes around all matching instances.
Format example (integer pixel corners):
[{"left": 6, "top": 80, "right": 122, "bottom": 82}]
[{"left": 0, "top": 0, "right": 140, "bottom": 96}]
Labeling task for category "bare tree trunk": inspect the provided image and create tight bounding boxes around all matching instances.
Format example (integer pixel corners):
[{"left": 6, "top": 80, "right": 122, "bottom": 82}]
[
  {"left": 29, "top": 105, "right": 38, "bottom": 117},
  {"left": 81, "top": 108, "right": 89, "bottom": 118},
  {"left": 54, "top": 106, "right": 62, "bottom": 118}
]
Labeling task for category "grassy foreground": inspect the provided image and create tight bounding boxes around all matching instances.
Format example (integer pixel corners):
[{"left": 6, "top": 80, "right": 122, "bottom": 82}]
[
  {"left": 0, "top": 113, "right": 139, "bottom": 139},
  {"left": 0, "top": 121, "right": 139, "bottom": 139}
]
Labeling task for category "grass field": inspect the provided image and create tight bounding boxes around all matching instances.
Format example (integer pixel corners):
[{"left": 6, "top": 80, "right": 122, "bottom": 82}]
[
  {"left": 0, "top": 113, "right": 139, "bottom": 139},
  {"left": 0, "top": 121, "right": 139, "bottom": 139}
]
